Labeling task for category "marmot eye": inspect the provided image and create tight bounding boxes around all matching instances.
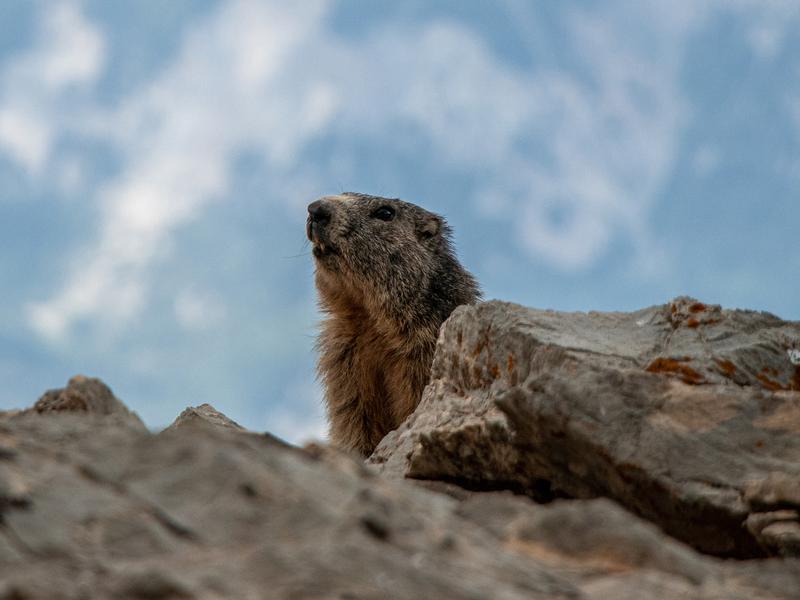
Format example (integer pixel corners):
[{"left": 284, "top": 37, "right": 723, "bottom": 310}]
[{"left": 372, "top": 206, "right": 395, "bottom": 221}]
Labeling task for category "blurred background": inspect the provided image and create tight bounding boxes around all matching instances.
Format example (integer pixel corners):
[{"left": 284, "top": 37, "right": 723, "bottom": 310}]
[{"left": 0, "top": 0, "right": 798, "bottom": 441}]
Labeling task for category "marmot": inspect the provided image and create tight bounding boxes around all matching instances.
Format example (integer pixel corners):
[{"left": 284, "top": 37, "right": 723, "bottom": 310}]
[{"left": 307, "top": 193, "right": 480, "bottom": 456}]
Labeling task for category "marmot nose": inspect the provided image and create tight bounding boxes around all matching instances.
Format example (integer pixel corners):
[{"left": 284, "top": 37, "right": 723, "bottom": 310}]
[{"left": 308, "top": 200, "right": 331, "bottom": 226}]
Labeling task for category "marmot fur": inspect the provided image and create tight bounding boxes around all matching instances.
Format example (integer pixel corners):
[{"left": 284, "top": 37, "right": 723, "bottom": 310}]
[{"left": 307, "top": 193, "right": 480, "bottom": 456}]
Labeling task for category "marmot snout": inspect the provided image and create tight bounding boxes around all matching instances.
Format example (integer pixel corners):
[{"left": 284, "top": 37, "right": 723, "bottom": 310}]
[{"left": 308, "top": 192, "right": 480, "bottom": 456}]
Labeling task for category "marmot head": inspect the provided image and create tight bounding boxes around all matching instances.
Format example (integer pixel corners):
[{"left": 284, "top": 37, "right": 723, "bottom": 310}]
[
  {"left": 307, "top": 193, "right": 463, "bottom": 316},
  {"left": 307, "top": 193, "right": 446, "bottom": 269}
]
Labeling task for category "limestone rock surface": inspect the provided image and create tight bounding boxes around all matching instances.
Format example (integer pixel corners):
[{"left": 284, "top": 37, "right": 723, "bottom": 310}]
[
  {"left": 28, "top": 375, "right": 146, "bottom": 431},
  {"left": 164, "top": 403, "right": 245, "bottom": 432},
  {"left": 2, "top": 375, "right": 799, "bottom": 599},
  {"left": 0, "top": 404, "right": 569, "bottom": 598},
  {"left": 370, "top": 298, "right": 800, "bottom": 558}
]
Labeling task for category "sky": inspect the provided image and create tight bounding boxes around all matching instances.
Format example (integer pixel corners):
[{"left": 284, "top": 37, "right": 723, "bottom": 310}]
[{"left": 0, "top": 0, "right": 798, "bottom": 443}]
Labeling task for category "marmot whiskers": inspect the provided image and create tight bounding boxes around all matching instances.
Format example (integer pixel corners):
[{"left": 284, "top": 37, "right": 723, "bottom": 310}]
[{"left": 307, "top": 193, "right": 480, "bottom": 456}]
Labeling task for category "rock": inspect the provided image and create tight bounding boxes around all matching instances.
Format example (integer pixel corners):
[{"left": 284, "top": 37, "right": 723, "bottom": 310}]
[
  {"left": 456, "top": 494, "right": 708, "bottom": 582},
  {"left": 369, "top": 298, "right": 800, "bottom": 558},
  {"left": 17, "top": 375, "right": 147, "bottom": 431},
  {"left": 162, "top": 404, "right": 294, "bottom": 454},
  {"left": 456, "top": 493, "right": 800, "bottom": 599},
  {"left": 0, "top": 401, "right": 576, "bottom": 599},
  {"left": 164, "top": 403, "right": 244, "bottom": 432},
  {"left": 1, "top": 375, "right": 799, "bottom": 598},
  {"left": 4, "top": 412, "right": 800, "bottom": 599}
]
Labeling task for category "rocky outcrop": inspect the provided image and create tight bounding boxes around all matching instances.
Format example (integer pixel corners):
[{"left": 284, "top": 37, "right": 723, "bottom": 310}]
[
  {"left": 455, "top": 493, "right": 800, "bottom": 599},
  {"left": 0, "top": 376, "right": 798, "bottom": 599},
  {"left": 164, "top": 403, "right": 245, "bottom": 432},
  {"left": 370, "top": 298, "right": 800, "bottom": 558},
  {"left": 29, "top": 375, "right": 147, "bottom": 431},
  {"left": 1, "top": 296, "right": 799, "bottom": 598}
]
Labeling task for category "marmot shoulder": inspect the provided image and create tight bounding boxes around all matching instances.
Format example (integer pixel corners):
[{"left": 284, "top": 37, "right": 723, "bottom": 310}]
[{"left": 307, "top": 192, "right": 480, "bottom": 456}]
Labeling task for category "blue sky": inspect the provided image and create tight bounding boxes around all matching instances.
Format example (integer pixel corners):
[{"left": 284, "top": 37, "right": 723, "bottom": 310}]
[{"left": 1, "top": 1, "right": 798, "bottom": 442}]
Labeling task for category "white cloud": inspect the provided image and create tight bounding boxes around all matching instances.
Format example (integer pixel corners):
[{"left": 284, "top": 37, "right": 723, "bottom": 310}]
[
  {"left": 475, "top": 3, "right": 693, "bottom": 270},
  {"left": 25, "top": 0, "right": 690, "bottom": 334},
  {"left": 174, "top": 289, "right": 227, "bottom": 332},
  {"left": 21, "top": 0, "right": 798, "bottom": 341},
  {"left": 54, "top": 155, "right": 86, "bottom": 193},
  {"left": 692, "top": 145, "right": 721, "bottom": 176},
  {"left": 0, "top": 1, "right": 104, "bottom": 173},
  {"left": 721, "top": 0, "right": 800, "bottom": 59},
  {"left": 266, "top": 381, "right": 327, "bottom": 445},
  {"left": 748, "top": 25, "right": 782, "bottom": 60},
  {"left": 27, "top": 255, "right": 146, "bottom": 341},
  {"left": 27, "top": 0, "right": 330, "bottom": 342}
]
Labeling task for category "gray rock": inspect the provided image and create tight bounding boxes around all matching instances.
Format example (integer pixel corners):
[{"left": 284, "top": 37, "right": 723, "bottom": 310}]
[
  {"left": 162, "top": 404, "right": 294, "bottom": 455},
  {"left": 0, "top": 398, "right": 579, "bottom": 599},
  {"left": 455, "top": 493, "right": 800, "bottom": 599},
  {"left": 2, "top": 381, "right": 798, "bottom": 599},
  {"left": 18, "top": 375, "right": 147, "bottom": 432},
  {"left": 163, "top": 403, "right": 245, "bottom": 432},
  {"left": 370, "top": 298, "right": 800, "bottom": 558}
]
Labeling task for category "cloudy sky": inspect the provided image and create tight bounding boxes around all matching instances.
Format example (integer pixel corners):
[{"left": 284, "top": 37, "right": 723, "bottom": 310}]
[{"left": 1, "top": 0, "right": 798, "bottom": 442}]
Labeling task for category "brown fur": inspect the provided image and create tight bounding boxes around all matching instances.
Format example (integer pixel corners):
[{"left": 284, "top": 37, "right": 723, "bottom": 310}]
[{"left": 308, "top": 193, "right": 480, "bottom": 456}]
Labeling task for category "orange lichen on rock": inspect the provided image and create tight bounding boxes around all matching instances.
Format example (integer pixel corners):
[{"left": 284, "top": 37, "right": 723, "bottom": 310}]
[
  {"left": 756, "top": 375, "right": 783, "bottom": 391},
  {"left": 687, "top": 318, "right": 700, "bottom": 329},
  {"left": 755, "top": 366, "right": 800, "bottom": 392},
  {"left": 689, "top": 302, "right": 707, "bottom": 313},
  {"left": 715, "top": 359, "right": 737, "bottom": 378},
  {"left": 646, "top": 358, "right": 705, "bottom": 385},
  {"left": 490, "top": 364, "right": 501, "bottom": 380},
  {"left": 756, "top": 368, "right": 788, "bottom": 392},
  {"left": 507, "top": 353, "right": 515, "bottom": 376}
]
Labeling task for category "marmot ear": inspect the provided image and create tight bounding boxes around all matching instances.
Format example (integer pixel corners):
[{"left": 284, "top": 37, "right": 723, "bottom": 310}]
[{"left": 418, "top": 215, "right": 441, "bottom": 240}]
